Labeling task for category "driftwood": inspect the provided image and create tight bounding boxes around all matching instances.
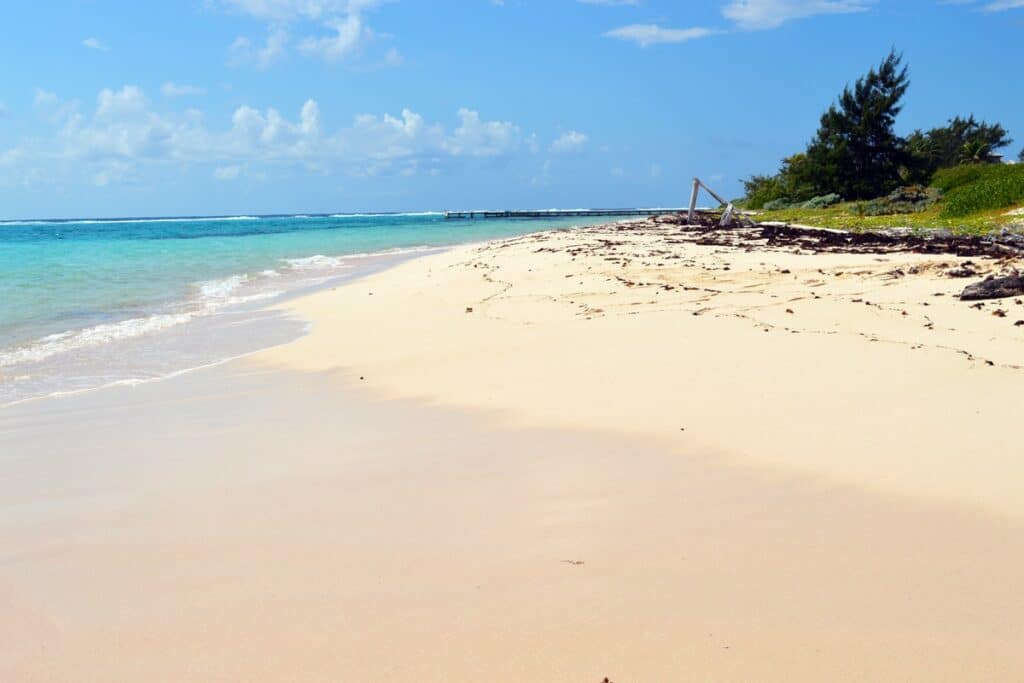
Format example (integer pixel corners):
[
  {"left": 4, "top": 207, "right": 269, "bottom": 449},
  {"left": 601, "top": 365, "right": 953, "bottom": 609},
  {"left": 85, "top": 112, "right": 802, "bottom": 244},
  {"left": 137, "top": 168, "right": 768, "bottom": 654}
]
[
  {"left": 960, "top": 272, "right": 1024, "bottom": 301},
  {"left": 687, "top": 178, "right": 750, "bottom": 228}
]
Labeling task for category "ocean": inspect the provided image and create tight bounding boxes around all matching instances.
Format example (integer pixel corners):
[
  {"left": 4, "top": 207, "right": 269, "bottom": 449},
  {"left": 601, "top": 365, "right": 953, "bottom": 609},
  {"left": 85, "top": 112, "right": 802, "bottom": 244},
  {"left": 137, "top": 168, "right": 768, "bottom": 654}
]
[{"left": 0, "top": 212, "right": 599, "bottom": 406}]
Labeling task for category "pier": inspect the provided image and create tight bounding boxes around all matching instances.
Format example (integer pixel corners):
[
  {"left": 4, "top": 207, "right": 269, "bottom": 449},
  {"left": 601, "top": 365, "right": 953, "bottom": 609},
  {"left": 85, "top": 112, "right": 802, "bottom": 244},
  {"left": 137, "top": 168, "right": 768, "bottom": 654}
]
[{"left": 444, "top": 208, "right": 685, "bottom": 220}]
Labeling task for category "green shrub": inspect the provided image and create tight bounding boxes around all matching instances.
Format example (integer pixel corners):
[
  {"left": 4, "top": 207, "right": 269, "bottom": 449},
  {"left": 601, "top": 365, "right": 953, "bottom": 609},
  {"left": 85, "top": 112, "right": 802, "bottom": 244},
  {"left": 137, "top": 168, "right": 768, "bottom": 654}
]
[
  {"left": 763, "top": 198, "right": 796, "bottom": 211},
  {"left": 860, "top": 200, "right": 893, "bottom": 216},
  {"left": 939, "top": 165, "right": 1024, "bottom": 217},
  {"left": 800, "top": 193, "right": 841, "bottom": 209},
  {"left": 931, "top": 165, "right": 986, "bottom": 193},
  {"left": 741, "top": 174, "right": 786, "bottom": 209},
  {"left": 886, "top": 185, "right": 942, "bottom": 212},
  {"left": 850, "top": 185, "right": 941, "bottom": 216}
]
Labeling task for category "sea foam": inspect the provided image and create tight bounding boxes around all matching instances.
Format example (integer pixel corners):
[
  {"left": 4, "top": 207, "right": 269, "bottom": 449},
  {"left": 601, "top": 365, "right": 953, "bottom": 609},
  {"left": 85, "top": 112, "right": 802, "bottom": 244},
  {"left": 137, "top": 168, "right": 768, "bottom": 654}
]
[{"left": 0, "top": 273, "right": 285, "bottom": 368}]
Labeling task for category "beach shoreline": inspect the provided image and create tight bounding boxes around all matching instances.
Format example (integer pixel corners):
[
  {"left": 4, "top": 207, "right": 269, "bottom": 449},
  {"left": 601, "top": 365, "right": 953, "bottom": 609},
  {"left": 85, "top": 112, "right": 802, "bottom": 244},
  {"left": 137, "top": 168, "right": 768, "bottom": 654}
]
[
  {"left": 0, "top": 211, "right": 604, "bottom": 408},
  {"left": 0, "top": 246, "right": 444, "bottom": 408},
  {"left": 3, "top": 218, "right": 1024, "bottom": 681}
]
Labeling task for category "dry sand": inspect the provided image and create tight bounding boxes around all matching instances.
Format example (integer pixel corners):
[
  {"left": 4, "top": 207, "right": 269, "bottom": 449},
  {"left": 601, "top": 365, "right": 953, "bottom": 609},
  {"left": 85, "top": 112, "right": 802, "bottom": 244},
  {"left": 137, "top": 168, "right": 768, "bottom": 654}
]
[
  {"left": 260, "top": 220, "right": 1024, "bottom": 518},
  {"left": 2, "top": 220, "right": 1023, "bottom": 681}
]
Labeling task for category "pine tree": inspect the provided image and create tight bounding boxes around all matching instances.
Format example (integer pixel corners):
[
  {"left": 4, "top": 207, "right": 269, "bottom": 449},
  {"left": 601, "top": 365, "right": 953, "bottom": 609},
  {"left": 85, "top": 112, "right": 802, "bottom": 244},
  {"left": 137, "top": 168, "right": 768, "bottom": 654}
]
[{"left": 802, "top": 50, "right": 911, "bottom": 200}]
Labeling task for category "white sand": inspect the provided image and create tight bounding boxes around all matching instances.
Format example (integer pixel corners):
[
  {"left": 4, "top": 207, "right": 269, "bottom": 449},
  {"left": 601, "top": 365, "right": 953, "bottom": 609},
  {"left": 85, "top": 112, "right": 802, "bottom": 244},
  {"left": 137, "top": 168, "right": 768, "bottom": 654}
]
[
  {"left": 259, "top": 222, "right": 1024, "bottom": 518},
  {"left": 2, "top": 221, "right": 1023, "bottom": 681}
]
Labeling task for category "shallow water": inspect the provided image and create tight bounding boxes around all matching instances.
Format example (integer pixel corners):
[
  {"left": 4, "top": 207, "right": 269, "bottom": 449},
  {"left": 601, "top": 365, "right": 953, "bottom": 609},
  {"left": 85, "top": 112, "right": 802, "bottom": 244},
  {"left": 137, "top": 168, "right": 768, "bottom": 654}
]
[{"left": 0, "top": 212, "right": 595, "bottom": 405}]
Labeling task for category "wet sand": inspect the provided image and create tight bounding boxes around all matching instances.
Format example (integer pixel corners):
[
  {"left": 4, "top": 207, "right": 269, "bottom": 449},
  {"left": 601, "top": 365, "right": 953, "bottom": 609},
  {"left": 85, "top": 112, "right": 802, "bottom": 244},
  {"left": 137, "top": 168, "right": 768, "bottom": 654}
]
[{"left": 2, "top": 220, "right": 1023, "bottom": 681}]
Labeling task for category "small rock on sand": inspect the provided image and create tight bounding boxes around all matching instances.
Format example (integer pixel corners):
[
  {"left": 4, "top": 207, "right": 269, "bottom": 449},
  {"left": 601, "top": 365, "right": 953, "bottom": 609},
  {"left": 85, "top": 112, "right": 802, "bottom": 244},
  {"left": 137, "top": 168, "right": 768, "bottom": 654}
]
[{"left": 960, "top": 272, "right": 1024, "bottom": 301}]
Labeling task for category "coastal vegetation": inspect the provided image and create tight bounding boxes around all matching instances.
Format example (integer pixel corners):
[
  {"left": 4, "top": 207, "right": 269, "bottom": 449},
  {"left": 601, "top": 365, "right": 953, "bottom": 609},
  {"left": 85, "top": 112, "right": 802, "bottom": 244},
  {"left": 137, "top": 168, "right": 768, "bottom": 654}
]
[{"left": 740, "top": 51, "right": 1024, "bottom": 231}]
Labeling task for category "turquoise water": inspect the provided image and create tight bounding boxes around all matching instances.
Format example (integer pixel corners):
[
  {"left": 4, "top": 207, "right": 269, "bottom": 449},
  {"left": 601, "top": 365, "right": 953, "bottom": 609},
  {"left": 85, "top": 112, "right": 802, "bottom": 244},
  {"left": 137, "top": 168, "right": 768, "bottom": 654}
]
[{"left": 0, "top": 212, "right": 597, "bottom": 403}]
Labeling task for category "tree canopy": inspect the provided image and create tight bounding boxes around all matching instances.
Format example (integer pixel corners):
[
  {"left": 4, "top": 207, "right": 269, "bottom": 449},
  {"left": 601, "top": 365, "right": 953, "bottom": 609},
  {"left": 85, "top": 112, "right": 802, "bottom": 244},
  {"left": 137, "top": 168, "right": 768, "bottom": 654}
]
[
  {"left": 741, "top": 51, "right": 1015, "bottom": 209},
  {"left": 906, "top": 116, "right": 1013, "bottom": 180},
  {"left": 801, "top": 50, "right": 910, "bottom": 200}
]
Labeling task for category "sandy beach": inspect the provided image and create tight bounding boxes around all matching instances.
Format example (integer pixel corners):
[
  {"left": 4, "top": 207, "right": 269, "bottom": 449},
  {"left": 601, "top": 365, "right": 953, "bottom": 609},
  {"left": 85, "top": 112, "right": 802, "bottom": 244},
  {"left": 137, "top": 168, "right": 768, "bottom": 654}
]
[{"left": 3, "top": 219, "right": 1023, "bottom": 681}]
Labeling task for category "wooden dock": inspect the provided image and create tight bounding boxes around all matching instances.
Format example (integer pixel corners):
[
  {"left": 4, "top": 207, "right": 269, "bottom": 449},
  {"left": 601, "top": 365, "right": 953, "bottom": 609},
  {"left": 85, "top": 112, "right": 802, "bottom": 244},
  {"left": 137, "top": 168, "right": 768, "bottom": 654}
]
[{"left": 444, "top": 208, "right": 685, "bottom": 220}]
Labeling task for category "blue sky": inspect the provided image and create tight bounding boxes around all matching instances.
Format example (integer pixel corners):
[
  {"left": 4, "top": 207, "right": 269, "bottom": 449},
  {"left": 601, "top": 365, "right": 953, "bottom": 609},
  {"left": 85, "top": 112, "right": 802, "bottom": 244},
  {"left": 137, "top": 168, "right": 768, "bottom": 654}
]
[{"left": 1, "top": 0, "right": 1022, "bottom": 218}]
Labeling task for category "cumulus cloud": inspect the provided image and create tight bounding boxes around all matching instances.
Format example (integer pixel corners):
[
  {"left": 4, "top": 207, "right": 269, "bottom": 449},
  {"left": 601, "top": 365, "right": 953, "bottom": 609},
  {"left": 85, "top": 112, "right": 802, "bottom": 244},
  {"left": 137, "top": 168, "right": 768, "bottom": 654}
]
[
  {"left": 230, "top": 28, "right": 289, "bottom": 68},
  {"left": 445, "top": 108, "right": 521, "bottom": 158},
  {"left": 3, "top": 85, "right": 531, "bottom": 187},
  {"left": 605, "top": 24, "right": 715, "bottom": 46},
  {"left": 82, "top": 37, "right": 109, "bottom": 51},
  {"left": 296, "top": 13, "right": 370, "bottom": 62},
  {"left": 220, "top": 0, "right": 388, "bottom": 66},
  {"left": 96, "top": 86, "right": 148, "bottom": 120},
  {"left": 550, "top": 130, "right": 588, "bottom": 154}
]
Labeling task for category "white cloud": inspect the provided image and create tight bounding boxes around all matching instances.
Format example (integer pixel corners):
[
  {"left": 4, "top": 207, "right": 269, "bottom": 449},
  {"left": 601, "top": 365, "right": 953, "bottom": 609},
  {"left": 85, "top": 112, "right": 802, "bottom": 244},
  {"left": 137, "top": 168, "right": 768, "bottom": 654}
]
[
  {"left": 5, "top": 85, "right": 529, "bottom": 187},
  {"left": 220, "top": 0, "right": 390, "bottom": 66},
  {"left": 161, "top": 82, "right": 206, "bottom": 97},
  {"left": 445, "top": 108, "right": 521, "bottom": 158},
  {"left": 578, "top": 0, "right": 640, "bottom": 5},
  {"left": 219, "top": 0, "right": 377, "bottom": 22},
  {"left": 297, "top": 13, "right": 371, "bottom": 62},
  {"left": 722, "top": 0, "right": 871, "bottom": 30},
  {"left": 550, "top": 130, "right": 588, "bottom": 154},
  {"left": 0, "top": 102, "right": 7, "bottom": 117},
  {"left": 602, "top": 0, "right": 874, "bottom": 46},
  {"left": 82, "top": 37, "right": 109, "bottom": 51},
  {"left": 230, "top": 28, "right": 289, "bottom": 68},
  {"left": 605, "top": 24, "right": 715, "bottom": 46},
  {"left": 96, "top": 86, "right": 148, "bottom": 120}
]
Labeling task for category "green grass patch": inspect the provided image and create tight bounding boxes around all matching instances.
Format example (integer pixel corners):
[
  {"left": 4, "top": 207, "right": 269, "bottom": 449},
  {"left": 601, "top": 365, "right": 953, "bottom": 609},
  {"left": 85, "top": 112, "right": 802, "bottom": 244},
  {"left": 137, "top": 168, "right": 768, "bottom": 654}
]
[
  {"left": 931, "top": 165, "right": 988, "bottom": 193},
  {"left": 740, "top": 164, "right": 1024, "bottom": 232},
  {"left": 938, "top": 164, "right": 1024, "bottom": 218},
  {"left": 750, "top": 202, "right": 1016, "bottom": 235}
]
